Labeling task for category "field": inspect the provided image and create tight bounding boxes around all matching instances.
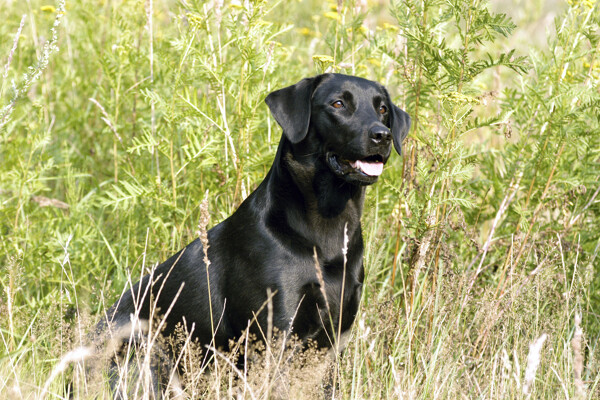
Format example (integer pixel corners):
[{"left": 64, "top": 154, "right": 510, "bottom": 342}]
[{"left": 1, "top": 0, "right": 599, "bottom": 398}]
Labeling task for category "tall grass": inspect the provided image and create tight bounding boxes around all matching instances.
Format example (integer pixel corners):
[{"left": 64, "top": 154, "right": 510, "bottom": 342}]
[{"left": 1, "top": 0, "right": 599, "bottom": 398}]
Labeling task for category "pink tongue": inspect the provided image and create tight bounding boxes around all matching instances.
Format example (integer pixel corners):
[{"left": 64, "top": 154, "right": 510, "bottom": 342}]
[{"left": 352, "top": 160, "right": 384, "bottom": 176}]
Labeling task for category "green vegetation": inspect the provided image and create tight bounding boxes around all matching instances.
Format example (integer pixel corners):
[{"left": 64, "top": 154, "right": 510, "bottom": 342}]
[{"left": 1, "top": 0, "right": 599, "bottom": 398}]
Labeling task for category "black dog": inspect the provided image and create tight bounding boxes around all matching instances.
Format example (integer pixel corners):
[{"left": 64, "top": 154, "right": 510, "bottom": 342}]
[{"left": 98, "top": 73, "right": 410, "bottom": 392}]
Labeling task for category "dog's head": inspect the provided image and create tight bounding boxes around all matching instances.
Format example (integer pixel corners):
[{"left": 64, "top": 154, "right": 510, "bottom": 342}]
[{"left": 265, "top": 73, "right": 411, "bottom": 185}]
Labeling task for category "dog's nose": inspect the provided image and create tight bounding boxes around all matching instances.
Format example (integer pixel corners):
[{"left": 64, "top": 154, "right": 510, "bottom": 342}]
[{"left": 368, "top": 126, "right": 392, "bottom": 144}]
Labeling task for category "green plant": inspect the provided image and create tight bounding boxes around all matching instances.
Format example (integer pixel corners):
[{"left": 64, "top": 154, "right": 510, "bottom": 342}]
[{"left": 1, "top": 0, "right": 599, "bottom": 398}]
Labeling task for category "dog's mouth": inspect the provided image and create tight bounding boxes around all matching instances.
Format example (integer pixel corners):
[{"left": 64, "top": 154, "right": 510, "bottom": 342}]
[
  {"left": 327, "top": 152, "right": 386, "bottom": 183},
  {"left": 348, "top": 156, "right": 384, "bottom": 176}
]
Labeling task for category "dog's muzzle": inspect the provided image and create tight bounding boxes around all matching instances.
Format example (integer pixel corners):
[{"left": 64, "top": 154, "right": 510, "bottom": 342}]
[{"left": 326, "top": 152, "right": 386, "bottom": 184}]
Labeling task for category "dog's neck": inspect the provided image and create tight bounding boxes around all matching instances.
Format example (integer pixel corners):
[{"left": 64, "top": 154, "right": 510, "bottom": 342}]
[
  {"left": 258, "top": 138, "right": 364, "bottom": 250},
  {"left": 278, "top": 138, "right": 364, "bottom": 214},
  {"left": 248, "top": 138, "right": 363, "bottom": 260}
]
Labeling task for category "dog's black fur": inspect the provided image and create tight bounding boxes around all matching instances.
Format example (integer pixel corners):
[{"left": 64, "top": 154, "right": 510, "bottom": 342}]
[{"left": 98, "top": 73, "right": 410, "bottom": 391}]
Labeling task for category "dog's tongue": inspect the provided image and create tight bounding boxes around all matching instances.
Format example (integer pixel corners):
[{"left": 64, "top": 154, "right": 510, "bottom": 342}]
[{"left": 351, "top": 160, "right": 384, "bottom": 176}]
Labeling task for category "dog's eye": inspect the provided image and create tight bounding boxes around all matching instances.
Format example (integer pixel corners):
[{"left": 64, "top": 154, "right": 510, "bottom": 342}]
[
  {"left": 332, "top": 100, "right": 344, "bottom": 109},
  {"left": 379, "top": 105, "right": 388, "bottom": 114}
]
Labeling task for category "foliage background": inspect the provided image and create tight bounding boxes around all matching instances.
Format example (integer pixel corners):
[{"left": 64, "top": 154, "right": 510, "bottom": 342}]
[{"left": 0, "top": 0, "right": 599, "bottom": 398}]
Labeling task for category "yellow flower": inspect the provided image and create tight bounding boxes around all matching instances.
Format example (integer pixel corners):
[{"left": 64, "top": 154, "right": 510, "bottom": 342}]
[
  {"left": 439, "top": 92, "right": 479, "bottom": 105},
  {"left": 187, "top": 14, "right": 204, "bottom": 29},
  {"left": 567, "top": 0, "right": 595, "bottom": 9},
  {"left": 367, "top": 58, "right": 382, "bottom": 67},
  {"left": 313, "top": 55, "right": 335, "bottom": 72},
  {"left": 229, "top": 0, "right": 244, "bottom": 10},
  {"left": 347, "top": 25, "right": 369, "bottom": 36},
  {"left": 356, "top": 64, "right": 369, "bottom": 76},
  {"left": 324, "top": 11, "right": 341, "bottom": 22},
  {"left": 383, "top": 22, "right": 399, "bottom": 32},
  {"left": 41, "top": 5, "right": 56, "bottom": 12},
  {"left": 298, "top": 27, "right": 312, "bottom": 36},
  {"left": 313, "top": 55, "right": 334, "bottom": 63}
]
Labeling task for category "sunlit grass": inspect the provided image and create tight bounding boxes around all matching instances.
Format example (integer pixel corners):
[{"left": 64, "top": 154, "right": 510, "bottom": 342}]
[{"left": 1, "top": 0, "right": 599, "bottom": 398}]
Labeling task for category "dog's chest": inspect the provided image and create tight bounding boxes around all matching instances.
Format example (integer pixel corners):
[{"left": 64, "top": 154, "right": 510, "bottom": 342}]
[{"left": 279, "top": 241, "right": 363, "bottom": 346}]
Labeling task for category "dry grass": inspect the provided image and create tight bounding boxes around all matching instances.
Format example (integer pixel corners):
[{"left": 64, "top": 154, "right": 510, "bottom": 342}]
[{"left": 3, "top": 229, "right": 593, "bottom": 399}]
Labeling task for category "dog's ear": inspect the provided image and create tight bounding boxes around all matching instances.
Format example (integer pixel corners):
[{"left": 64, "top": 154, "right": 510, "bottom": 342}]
[
  {"left": 390, "top": 104, "right": 411, "bottom": 155},
  {"left": 265, "top": 77, "right": 316, "bottom": 144}
]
